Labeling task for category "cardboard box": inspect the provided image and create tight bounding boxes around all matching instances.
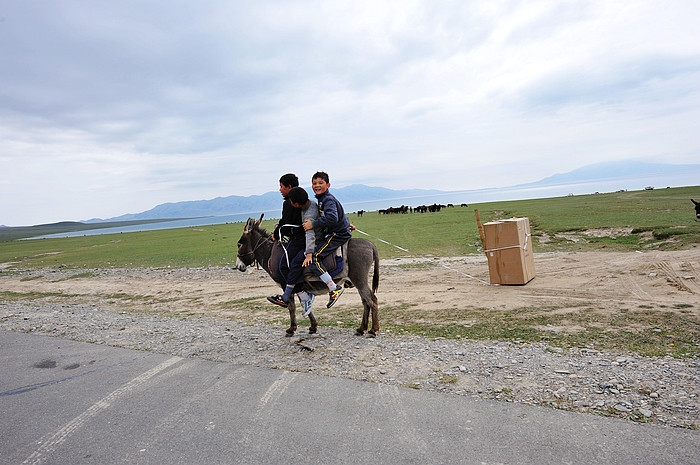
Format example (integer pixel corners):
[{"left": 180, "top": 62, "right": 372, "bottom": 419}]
[{"left": 483, "top": 217, "right": 535, "bottom": 285}]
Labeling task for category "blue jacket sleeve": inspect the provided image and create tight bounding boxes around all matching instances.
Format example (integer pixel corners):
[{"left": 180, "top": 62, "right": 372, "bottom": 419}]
[{"left": 315, "top": 197, "right": 339, "bottom": 230}]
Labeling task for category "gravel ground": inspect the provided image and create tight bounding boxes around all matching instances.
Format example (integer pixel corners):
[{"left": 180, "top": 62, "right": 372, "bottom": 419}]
[{"left": 1, "top": 299, "right": 698, "bottom": 430}]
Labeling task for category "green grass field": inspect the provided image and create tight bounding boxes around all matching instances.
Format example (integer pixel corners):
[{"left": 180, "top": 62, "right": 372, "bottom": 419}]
[{"left": 1, "top": 186, "right": 698, "bottom": 268}]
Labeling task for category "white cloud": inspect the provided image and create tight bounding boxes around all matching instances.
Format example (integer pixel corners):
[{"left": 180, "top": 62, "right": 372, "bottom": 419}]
[{"left": 1, "top": 0, "right": 699, "bottom": 225}]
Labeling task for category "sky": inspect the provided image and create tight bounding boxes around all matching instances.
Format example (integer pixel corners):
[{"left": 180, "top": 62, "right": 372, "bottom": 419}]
[{"left": 1, "top": 1, "right": 699, "bottom": 226}]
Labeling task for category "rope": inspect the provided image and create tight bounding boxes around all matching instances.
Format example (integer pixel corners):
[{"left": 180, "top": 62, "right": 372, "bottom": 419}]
[
  {"left": 354, "top": 228, "right": 491, "bottom": 286},
  {"left": 354, "top": 228, "right": 410, "bottom": 252},
  {"left": 484, "top": 233, "right": 531, "bottom": 253}
]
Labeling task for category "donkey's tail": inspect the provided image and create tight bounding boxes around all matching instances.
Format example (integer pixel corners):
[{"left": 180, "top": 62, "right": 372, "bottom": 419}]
[{"left": 372, "top": 243, "right": 380, "bottom": 293}]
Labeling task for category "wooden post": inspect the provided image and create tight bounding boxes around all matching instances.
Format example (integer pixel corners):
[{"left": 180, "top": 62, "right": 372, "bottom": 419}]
[{"left": 474, "top": 209, "right": 487, "bottom": 256}]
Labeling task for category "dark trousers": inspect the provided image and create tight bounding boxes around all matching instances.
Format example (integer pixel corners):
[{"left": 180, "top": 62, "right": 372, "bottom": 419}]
[
  {"left": 278, "top": 236, "right": 305, "bottom": 284},
  {"left": 285, "top": 249, "right": 308, "bottom": 285},
  {"left": 309, "top": 232, "right": 350, "bottom": 277}
]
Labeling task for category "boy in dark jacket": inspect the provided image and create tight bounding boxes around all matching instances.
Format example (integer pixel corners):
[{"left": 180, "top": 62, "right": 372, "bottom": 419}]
[
  {"left": 303, "top": 171, "right": 352, "bottom": 308},
  {"left": 266, "top": 187, "right": 319, "bottom": 316},
  {"left": 273, "top": 173, "right": 303, "bottom": 244},
  {"left": 266, "top": 173, "right": 305, "bottom": 309}
]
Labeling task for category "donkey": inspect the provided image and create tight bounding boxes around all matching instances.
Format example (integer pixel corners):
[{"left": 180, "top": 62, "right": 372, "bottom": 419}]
[
  {"left": 692, "top": 199, "right": 700, "bottom": 220},
  {"left": 235, "top": 214, "right": 380, "bottom": 337}
]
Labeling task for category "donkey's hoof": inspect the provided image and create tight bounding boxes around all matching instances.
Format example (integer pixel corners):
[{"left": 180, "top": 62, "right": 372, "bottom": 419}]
[
  {"left": 285, "top": 328, "right": 296, "bottom": 337},
  {"left": 355, "top": 329, "right": 364, "bottom": 336},
  {"left": 367, "top": 331, "right": 377, "bottom": 338}
]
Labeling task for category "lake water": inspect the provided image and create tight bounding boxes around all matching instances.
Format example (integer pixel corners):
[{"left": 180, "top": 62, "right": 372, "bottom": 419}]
[{"left": 31, "top": 171, "right": 700, "bottom": 240}]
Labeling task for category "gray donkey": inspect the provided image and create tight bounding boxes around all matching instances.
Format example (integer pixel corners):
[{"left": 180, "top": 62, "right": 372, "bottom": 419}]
[{"left": 236, "top": 214, "right": 380, "bottom": 337}]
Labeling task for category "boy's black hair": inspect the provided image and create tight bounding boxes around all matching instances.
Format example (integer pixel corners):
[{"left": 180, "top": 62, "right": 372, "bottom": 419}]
[
  {"left": 288, "top": 186, "right": 309, "bottom": 205},
  {"left": 312, "top": 171, "right": 329, "bottom": 183},
  {"left": 279, "top": 173, "right": 299, "bottom": 188}
]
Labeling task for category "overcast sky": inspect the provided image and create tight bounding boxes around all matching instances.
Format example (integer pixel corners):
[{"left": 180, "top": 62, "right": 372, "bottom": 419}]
[{"left": 1, "top": 1, "right": 699, "bottom": 226}]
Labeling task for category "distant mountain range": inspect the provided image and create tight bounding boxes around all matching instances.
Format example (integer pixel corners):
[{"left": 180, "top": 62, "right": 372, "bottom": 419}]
[
  {"left": 93, "top": 161, "right": 698, "bottom": 222},
  {"left": 91, "top": 185, "right": 445, "bottom": 222},
  {"left": 522, "top": 160, "right": 698, "bottom": 187}
]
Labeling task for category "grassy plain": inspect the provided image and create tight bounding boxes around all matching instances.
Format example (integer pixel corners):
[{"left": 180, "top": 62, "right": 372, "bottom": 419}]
[{"left": 1, "top": 186, "right": 698, "bottom": 268}]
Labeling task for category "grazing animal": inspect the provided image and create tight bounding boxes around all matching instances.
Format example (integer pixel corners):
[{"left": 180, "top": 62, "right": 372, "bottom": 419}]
[
  {"left": 692, "top": 199, "right": 700, "bottom": 220},
  {"left": 235, "top": 214, "right": 380, "bottom": 337},
  {"left": 378, "top": 205, "right": 409, "bottom": 214}
]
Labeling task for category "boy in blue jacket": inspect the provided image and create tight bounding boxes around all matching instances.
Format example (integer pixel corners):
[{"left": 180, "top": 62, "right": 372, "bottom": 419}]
[{"left": 303, "top": 171, "right": 352, "bottom": 308}]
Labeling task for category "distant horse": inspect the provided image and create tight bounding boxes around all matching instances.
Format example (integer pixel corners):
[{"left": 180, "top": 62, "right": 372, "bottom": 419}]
[
  {"left": 692, "top": 199, "right": 700, "bottom": 220},
  {"left": 235, "top": 214, "right": 380, "bottom": 337}
]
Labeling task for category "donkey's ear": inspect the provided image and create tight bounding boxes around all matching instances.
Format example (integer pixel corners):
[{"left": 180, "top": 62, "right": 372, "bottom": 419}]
[
  {"left": 244, "top": 217, "right": 255, "bottom": 233},
  {"left": 692, "top": 199, "right": 699, "bottom": 206},
  {"left": 255, "top": 213, "right": 264, "bottom": 227}
]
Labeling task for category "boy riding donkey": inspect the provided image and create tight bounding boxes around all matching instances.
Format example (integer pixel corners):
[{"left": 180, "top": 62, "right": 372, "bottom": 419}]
[
  {"left": 303, "top": 171, "right": 353, "bottom": 308},
  {"left": 266, "top": 173, "right": 315, "bottom": 314},
  {"left": 267, "top": 171, "right": 352, "bottom": 312}
]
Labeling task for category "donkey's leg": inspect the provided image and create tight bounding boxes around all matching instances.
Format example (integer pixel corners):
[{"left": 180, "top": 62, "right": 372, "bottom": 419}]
[
  {"left": 369, "top": 293, "right": 380, "bottom": 336},
  {"left": 355, "top": 284, "right": 372, "bottom": 336},
  {"left": 354, "top": 284, "right": 379, "bottom": 337},
  {"left": 308, "top": 312, "right": 318, "bottom": 334},
  {"left": 356, "top": 307, "right": 368, "bottom": 336},
  {"left": 286, "top": 301, "right": 298, "bottom": 337}
]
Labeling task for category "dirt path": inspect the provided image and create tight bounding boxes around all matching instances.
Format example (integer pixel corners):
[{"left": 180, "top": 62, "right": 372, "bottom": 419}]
[{"left": 4, "top": 250, "right": 699, "bottom": 320}]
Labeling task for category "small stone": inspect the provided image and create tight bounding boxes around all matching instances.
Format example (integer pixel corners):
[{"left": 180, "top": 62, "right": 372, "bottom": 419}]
[{"left": 638, "top": 408, "right": 653, "bottom": 418}]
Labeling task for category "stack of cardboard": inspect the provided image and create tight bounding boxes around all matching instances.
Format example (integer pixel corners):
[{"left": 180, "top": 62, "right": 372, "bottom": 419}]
[{"left": 483, "top": 217, "right": 535, "bottom": 285}]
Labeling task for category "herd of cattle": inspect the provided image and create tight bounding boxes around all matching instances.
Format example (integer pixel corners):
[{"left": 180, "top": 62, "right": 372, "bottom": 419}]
[
  {"left": 357, "top": 199, "right": 700, "bottom": 219},
  {"left": 356, "top": 203, "right": 470, "bottom": 216}
]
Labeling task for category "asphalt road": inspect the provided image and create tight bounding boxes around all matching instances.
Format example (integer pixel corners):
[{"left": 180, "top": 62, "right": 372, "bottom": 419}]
[{"left": 1, "top": 330, "right": 697, "bottom": 465}]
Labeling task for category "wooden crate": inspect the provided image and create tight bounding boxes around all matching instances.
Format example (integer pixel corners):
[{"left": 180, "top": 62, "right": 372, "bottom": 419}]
[{"left": 483, "top": 217, "right": 535, "bottom": 285}]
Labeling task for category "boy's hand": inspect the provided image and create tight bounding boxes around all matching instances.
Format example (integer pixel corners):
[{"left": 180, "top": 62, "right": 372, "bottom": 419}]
[
  {"left": 303, "top": 219, "right": 313, "bottom": 231},
  {"left": 303, "top": 253, "right": 312, "bottom": 267}
]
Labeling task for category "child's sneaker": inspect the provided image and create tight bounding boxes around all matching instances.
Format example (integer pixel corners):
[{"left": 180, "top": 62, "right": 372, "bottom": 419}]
[
  {"left": 266, "top": 295, "right": 288, "bottom": 308},
  {"left": 327, "top": 285, "right": 344, "bottom": 308},
  {"left": 301, "top": 294, "right": 315, "bottom": 317}
]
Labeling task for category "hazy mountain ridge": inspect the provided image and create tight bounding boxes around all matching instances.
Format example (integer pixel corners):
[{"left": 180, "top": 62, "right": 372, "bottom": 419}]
[
  {"left": 98, "top": 186, "right": 444, "bottom": 222},
  {"left": 524, "top": 161, "right": 697, "bottom": 186},
  {"left": 92, "top": 161, "right": 698, "bottom": 222}
]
